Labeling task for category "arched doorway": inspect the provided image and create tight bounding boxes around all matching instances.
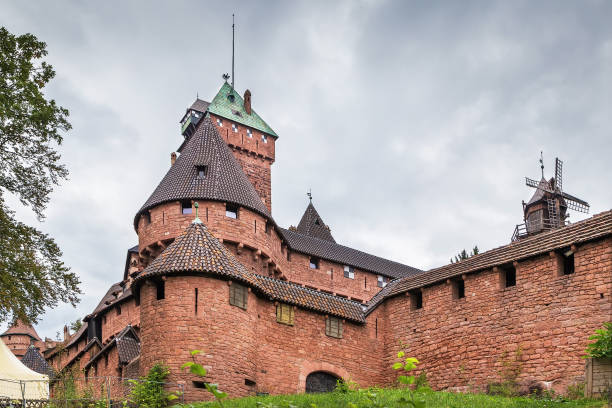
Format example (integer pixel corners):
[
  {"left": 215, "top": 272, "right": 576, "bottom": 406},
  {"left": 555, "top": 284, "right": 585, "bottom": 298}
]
[{"left": 305, "top": 371, "right": 339, "bottom": 393}]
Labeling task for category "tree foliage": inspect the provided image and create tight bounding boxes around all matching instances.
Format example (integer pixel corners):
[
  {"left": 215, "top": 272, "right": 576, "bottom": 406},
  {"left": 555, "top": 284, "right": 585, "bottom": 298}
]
[
  {"left": 450, "top": 246, "right": 479, "bottom": 264},
  {"left": 0, "top": 26, "right": 80, "bottom": 323},
  {"left": 585, "top": 322, "right": 612, "bottom": 359}
]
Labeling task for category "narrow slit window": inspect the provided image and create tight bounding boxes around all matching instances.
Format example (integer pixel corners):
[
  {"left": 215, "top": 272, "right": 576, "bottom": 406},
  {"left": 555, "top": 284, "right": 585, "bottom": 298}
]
[
  {"left": 309, "top": 257, "right": 319, "bottom": 269},
  {"left": 286, "top": 250, "right": 291, "bottom": 261},
  {"left": 344, "top": 265, "right": 354, "bottom": 279},
  {"left": 562, "top": 248, "right": 575, "bottom": 275},
  {"left": 276, "top": 303, "right": 294, "bottom": 326},
  {"left": 325, "top": 317, "right": 343, "bottom": 338},
  {"left": 410, "top": 290, "right": 423, "bottom": 310},
  {"left": 144, "top": 212, "right": 151, "bottom": 225},
  {"left": 156, "top": 281, "right": 165, "bottom": 300},
  {"left": 377, "top": 275, "right": 388, "bottom": 288},
  {"left": 452, "top": 279, "right": 465, "bottom": 299},
  {"left": 265, "top": 221, "right": 271, "bottom": 235},
  {"left": 229, "top": 283, "right": 248, "bottom": 309},
  {"left": 196, "top": 165, "right": 208, "bottom": 179},
  {"left": 194, "top": 288, "right": 198, "bottom": 315},
  {"left": 226, "top": 203, "right": 239, "bottom": 219},
  {"left": 116, "top": 306, "right": 122, "bottom": 315},
  {"left": 181, "top": 200, "right": 192, "bottom": 214},
  {"left": 504, "top": 265, "right": 516, "bottom": 288}
]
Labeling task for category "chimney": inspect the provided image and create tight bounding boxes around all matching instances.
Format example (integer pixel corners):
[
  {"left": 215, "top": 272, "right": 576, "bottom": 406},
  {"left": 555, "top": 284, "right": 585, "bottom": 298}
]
[
  {"left": 244, "top": 90, "right": 252, "bottom": 115},
  {"left": 63, "top": 325, "right": 69, "bottom": 341},
  {"left": 171, "top": 152, "right": 177, "bottom": 166}
]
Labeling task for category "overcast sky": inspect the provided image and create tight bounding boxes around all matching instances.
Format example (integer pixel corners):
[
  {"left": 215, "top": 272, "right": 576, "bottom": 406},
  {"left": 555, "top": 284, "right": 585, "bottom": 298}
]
[{"left": 1, "top": 0, "right": 611, "bottom": 339}]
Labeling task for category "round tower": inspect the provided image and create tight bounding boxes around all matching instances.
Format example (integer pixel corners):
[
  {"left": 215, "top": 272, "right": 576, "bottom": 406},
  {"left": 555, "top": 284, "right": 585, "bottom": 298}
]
[
  {"left": 133, "top": 220, "right": 259, "bottom": 400},
  {"left": 0, "top": 320, "right": 42, "bottom": 358}
]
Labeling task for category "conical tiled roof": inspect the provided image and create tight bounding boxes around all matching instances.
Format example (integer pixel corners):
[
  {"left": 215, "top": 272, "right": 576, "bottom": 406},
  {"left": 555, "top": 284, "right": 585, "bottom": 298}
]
[
  {"left": 296, "top": 202, "right": 336, "bottom": 243},
  {"left": 1, "top": 320, "right": 41, "bottom": 340},
  {"left": 134, "top": 220, "right": 259, "bottom": 287},
  {"left": 133, "top": 220, "right": 367, "bottom": 322},
  {"left": 21, "top": 346, "right": 53, "bottom": 376},
  {"left": 135, "top": 117, "right": 270, "bottom": 228}
]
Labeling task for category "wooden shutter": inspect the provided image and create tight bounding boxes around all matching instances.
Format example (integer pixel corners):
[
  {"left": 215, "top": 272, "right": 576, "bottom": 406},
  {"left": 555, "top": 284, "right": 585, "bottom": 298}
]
[
  {"left": 229, "top": 283, "right": 247, "bottom": 309},
  {"left": 276, "top": 303, "right": 294, "bottom": 325},
  {"left": 325, "top": 317, "right": 343, "bottom": 338}
]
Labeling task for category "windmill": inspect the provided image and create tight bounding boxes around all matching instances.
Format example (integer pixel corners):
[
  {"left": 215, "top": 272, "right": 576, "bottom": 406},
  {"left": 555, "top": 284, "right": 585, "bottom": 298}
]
[{"left": 512, "top": 155, "right": 590, "bottom": 241}]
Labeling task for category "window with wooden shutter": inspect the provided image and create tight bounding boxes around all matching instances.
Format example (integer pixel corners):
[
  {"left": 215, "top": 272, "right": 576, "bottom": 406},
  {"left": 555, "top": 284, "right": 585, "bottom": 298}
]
[
  {"left": 229, "top": 283, "right": 247, "bottom": 310},
  {"left": 276, "top": 303, "right": 294, "bottom": 325},
  {"left": 325, "top": 317, "right": 343, "bottom": 338}
]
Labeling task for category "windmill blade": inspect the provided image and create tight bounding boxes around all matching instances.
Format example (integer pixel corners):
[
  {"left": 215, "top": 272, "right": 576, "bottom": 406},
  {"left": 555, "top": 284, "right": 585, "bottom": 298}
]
[
  {"left": 562, "top": 192, "right": 590, "bottom": 213},
  {"left": 555, "top": 158, "right": 563, "bottom": 192},
  {"left": 526, "top": 177, "right": 553, "bottom": 193}
]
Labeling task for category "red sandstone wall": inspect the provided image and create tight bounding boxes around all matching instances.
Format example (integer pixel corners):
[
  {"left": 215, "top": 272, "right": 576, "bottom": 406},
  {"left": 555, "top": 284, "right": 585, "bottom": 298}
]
[
  {"left": 1, "top": 334, "right": 31, "bottom": 357},
  {"left": 99, "top": 298, "right": 139, "bottom": 343},
  {"left": 138, "top": 274, "right": 385, "bottom": 401},
  {"left": 137, "top": 201, "right": 383, "bottom": 302},
  {"left": 209, "top": 113, "right": 275, "bottom": 212},
  {"left": 383, "top": 238, "right": 612, "bottom": 393}
]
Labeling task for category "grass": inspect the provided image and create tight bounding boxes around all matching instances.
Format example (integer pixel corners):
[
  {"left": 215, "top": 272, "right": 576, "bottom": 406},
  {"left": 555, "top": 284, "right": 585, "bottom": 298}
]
[{"left": 179, "top": 388, "right": 609, "bottom": 408}]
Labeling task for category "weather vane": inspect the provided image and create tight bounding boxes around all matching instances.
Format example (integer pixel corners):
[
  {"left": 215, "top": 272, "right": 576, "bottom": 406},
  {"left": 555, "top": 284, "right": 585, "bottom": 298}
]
[
  {"left": 222, "top": 73, "right": 230, "bottom": 82},
  {"left": 307, "top": 189, "right": 312, "bottom": 203},
  {"left": 539, "top": 151, "right": 545, "bottom": 178}
]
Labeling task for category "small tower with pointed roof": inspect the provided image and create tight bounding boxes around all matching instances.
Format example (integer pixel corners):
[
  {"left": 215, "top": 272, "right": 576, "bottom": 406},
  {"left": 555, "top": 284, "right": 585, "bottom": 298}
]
[
  {"left": 179, "top": 82, "right": 278, "bottom": 212},
  {"left": 296, "top": 201, "right": 336, "bottom": 243},
  {"left": 0, "top": 320, "right": 43, "bottom": 358}
]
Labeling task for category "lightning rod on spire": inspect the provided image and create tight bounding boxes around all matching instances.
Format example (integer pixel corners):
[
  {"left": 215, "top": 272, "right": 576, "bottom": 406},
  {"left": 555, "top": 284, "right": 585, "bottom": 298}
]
[
  {"left": 540, "top": 151, "right": 544, "bottom": 178},
  {"left": 307, "top": 189, "right": 312, "bottom": 203},
  {"left": 231, "top": 14, "right": 235, "bottom": 90}
]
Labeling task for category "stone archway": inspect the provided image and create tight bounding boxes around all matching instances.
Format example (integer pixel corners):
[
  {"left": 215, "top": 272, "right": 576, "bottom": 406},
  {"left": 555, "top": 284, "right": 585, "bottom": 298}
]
[
  {"left": 305, "top": 371, "right": 339, "bottom": 393},
  {"left": 297, "top": 361, "right": 350, "bottom": 393}
]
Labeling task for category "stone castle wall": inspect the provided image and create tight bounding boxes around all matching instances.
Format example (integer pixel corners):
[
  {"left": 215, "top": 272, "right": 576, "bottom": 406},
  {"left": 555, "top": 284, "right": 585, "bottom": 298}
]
[{"left": 383, "top": 237, "right": 612, "bottom": 393}]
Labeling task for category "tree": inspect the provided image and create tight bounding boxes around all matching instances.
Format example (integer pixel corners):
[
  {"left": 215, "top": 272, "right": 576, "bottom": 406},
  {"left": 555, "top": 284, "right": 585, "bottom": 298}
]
[
  {"left": 0, "top": 27, "right": 80, "bottom": 324},
  {"left": 69, "top": 318, "right": 82, "bottom": 332},
  {"left": 451, "top": 246, "right": 480, "bottom": 263}
]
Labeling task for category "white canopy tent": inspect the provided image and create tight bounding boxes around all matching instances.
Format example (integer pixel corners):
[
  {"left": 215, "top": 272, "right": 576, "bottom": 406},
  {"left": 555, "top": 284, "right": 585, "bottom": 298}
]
[{"left": 0, "top": 338, "right": 49, "bottom": 400}]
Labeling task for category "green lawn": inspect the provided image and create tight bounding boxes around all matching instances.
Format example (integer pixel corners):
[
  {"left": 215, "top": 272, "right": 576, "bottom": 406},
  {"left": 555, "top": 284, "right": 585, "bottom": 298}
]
[{"left": 179, "top": 388, "right": 609, "bottom": 408}]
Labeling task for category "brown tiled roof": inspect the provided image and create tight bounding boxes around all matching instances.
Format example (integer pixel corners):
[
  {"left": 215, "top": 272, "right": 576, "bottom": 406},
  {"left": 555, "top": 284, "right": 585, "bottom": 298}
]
[
  {"left": 296, "top": 202, "right": 336, "bottom": 243},
  {"left": 134, "top": 116, "right": 270, "bottom": 229},
  {"left": 21, "top": 346, "right": 53, "bottom": 377},
  {"left": 190, "top": 98, "right": 210, "bottom": 113},
  {"left": 1, "top": 320, "right": 41, "bottom": 340},
  {"left": 86, "top": 282, "right": 132, "bottom": 320},
  {"left": 133, "top": 221, "right": 367, "bottom": 322},
  {"left": 388, "top": 210, "right": 612, "bottom": 298},
  {"left": 364, "top": 279, "right": 401, "bottom": 315},
  {"left": 280, "top": 228, "right": 422, "bottom": 279},
  {"left": 133, "top": 220, "right": 259, "bottom": 287},
  {"left": 85, "top": 325, "right": 140, "bottom": 369},
  {"left": 255, "top": 276, "right": 365, "bottom": 323}
]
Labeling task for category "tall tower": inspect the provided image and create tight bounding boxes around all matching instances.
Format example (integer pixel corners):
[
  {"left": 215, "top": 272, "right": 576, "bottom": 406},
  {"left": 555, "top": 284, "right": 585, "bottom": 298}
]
[{"left": 179, "top": 82, "right": 278, "bottom": 212}]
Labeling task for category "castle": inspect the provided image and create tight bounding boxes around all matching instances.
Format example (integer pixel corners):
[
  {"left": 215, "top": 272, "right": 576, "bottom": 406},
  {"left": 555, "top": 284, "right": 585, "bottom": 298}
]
[{"left": 2, "top": 81, "right": 611, "bottom": 399}]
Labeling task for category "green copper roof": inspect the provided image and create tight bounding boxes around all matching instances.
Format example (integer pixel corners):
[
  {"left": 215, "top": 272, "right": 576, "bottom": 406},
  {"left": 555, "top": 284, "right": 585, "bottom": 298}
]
[{"left": 207, "top": 82, "right": 278, "bottom": 138}]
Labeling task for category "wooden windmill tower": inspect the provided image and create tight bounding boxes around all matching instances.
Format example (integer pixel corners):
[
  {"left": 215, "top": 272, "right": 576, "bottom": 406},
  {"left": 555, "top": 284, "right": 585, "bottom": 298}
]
[{"left": 512, "top": 154, "right": 590, "bottom": 241}]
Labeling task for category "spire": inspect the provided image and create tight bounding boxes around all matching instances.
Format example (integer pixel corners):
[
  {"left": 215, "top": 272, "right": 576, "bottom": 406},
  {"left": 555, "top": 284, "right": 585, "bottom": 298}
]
[
  {"left": 296, "top": 201, "right": 336, "bottom": 243},
  {"left": 135, "top": 116, "right": 270, "bottom": 229}
]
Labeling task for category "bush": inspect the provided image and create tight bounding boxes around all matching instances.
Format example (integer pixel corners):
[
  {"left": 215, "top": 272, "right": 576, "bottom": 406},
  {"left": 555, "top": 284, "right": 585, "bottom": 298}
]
[
  {"left": 127, "top": 363, "right": 172, "bottom": 408},
  {"left": 584, "top": 322, "right": 612, "bottom": 359}
]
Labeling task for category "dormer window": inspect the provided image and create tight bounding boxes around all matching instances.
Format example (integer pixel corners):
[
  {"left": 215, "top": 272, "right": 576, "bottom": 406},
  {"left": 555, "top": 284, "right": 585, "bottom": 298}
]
[
  {"left": 196, "top": 165, "right": 208, "bottom": 179},
  {"left": 181, "top": 200, "right": 192, "bottom": 215},
  {"left": 262, "top": 134, "right": 268, "bottom": 143},
  {"left": 246, "top": 128, "right": 253, "bottom": 138},
  {"left": 344, "top": 266, "right": 354, "bottom": 279},
  {"left": 216, "top": 118, "right": 223, "bottom": 127},
  {"left": 377, "top": 275, "right": 388, "bottom": 288},
  {"left": 226, "top": 203, "right": 238, "bottom": 219},
  {"left": 232, "top": 123, "right": 238, "bottom": 133},
  {"left": 309, "top": 257, "right": 319, "bottom": 269}
]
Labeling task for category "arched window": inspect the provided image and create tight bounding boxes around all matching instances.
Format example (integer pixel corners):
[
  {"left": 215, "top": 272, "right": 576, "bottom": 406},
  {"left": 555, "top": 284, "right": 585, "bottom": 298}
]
[{"left": 305, "top": 371, "right": 339, "bottom": 393}]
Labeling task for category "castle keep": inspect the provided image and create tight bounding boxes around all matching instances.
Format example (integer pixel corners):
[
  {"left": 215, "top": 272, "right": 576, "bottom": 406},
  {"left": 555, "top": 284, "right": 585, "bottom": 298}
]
[{"left": 3, "top": 82, "right": 611, "bottom": 398}]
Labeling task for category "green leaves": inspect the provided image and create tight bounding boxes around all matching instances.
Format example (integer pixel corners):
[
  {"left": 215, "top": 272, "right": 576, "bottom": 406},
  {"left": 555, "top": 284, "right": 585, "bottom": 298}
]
[
  {"left": 0, "top": 26, "right": 77, "bottom": 324},
  {"left": 180, "top": 361, "right": 207, "bottom": 377},
  {"left": 585, "top": 322, "right": 612, "bottom": 358},
  {"left": 190, "top": 349, "right": 203, "bottom": 356}
]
